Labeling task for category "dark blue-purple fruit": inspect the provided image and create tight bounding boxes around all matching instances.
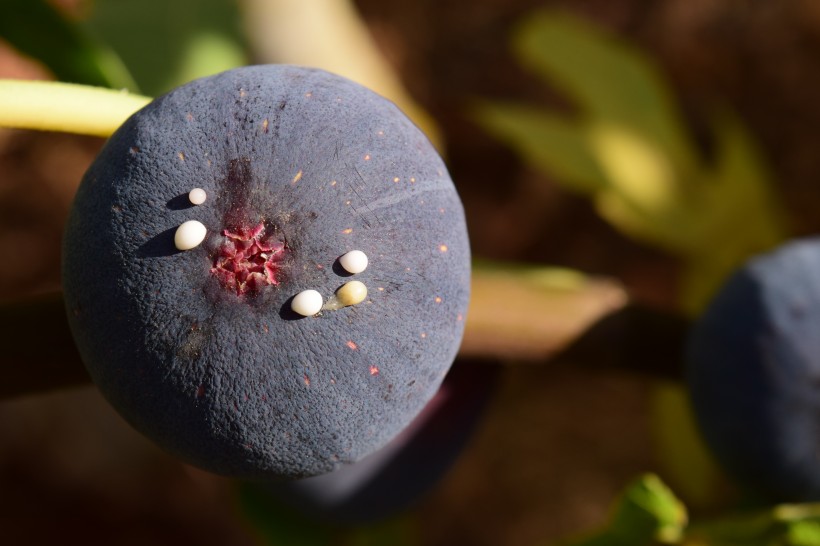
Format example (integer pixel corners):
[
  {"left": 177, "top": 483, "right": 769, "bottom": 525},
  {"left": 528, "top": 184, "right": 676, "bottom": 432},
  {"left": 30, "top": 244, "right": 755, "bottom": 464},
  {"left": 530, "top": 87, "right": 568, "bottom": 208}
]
[
  {"left": 62, "top": 65, "right": 470, "bottom": 480},
  {"left": 260, "top": 360, "right": 497, "bottom": 525},
  {"left": 687, "top": 237, "right": 820, "bottom": 501}
]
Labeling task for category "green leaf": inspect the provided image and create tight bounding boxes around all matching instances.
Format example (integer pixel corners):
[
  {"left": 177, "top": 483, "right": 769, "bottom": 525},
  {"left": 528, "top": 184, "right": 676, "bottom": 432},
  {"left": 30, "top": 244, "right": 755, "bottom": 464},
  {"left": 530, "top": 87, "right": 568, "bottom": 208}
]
[
  {"left": 586, "top": 121, "right": 703, "bottom": 255},
  {"left": 83, "top": 0, "right": 248, "bottom": 96},
  {"left": 787, "top": 520, "right": 820, "bottom": 546},
  {"left": 512, "top": 9, "right": 699, "bottom": 174},
  {"left": 678, "top": 111, "right": 789, "bottom": 314},
  {"left": 684, "top": 503, "right": 820, "bottom": 545},
  {"left": 562, "top": 474, "right": 687, "bottom": 546},
  {"left": 482, "top": 10, "right": 711, "bottom": 255},
  {"left": 481, "top": 9, "right": 791, "bottom": 316},
  {"left": 609, "top": 474, "right": 687, "bottom": 543},
  {"left": 705, "top": 111, "right": 787, "bottom": 251},
  {"left": 0, "top": 0, "right": 137, "bottom": 90},
  {"left": 649, "top": 382, "right": 730, "bottom": 511},
  {"left": 472, "top": 101, "right": 608, "bottom": 193}
]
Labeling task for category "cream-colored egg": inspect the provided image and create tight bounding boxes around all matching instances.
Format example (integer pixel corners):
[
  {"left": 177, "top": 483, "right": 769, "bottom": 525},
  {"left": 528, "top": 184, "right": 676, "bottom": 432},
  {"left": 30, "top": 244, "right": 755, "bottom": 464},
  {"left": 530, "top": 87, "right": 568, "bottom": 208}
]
[
  {"left": 336, "top": 281, "right": 367, "bottom": 306},
  {"left": 188, "top": 188, "right": 207, "bottom": 205},
  {"left": 174, "top": 220, "right": 207, "bottom": 250},
  {"left": 291, "top": 289, "right": 323, "bottom": 316},
  {"left": 339, "top": 250, "right": 368, "bottom": 274}
]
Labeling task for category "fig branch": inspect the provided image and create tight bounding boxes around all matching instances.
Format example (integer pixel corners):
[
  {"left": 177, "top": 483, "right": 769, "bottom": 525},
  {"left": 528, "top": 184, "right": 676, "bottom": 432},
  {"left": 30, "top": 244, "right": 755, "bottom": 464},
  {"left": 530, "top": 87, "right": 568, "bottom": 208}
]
[{"left": 0, "top": 79, "right": 149, "bottom": 137}]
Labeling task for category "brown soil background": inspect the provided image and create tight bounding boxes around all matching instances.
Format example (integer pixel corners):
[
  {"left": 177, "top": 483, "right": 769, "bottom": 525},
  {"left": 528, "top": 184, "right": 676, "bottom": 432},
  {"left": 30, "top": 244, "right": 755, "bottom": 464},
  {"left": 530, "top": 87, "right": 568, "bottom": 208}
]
[{"left": 2, "top": 0, "right": 820, "bottom": 544}]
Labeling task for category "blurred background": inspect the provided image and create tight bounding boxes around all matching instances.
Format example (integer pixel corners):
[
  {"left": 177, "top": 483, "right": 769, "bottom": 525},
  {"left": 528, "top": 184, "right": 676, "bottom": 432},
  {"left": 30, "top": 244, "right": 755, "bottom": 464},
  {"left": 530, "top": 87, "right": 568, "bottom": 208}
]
[{"left": 2, "top": 0, "right": 820, "bottom": 544}]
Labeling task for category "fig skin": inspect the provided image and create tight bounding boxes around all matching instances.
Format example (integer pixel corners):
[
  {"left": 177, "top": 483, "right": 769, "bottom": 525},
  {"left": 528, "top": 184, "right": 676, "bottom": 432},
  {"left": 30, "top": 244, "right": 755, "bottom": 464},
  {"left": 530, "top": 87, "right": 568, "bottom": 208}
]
[
  {"left": 261, "top": 361, "right": 498, "bottom": 525},
  {"left": 62, "top": 65, "right": 470, "bottom": 481},
  {"left": 687, "top": 237, "right": 820, "bottom": 501}
]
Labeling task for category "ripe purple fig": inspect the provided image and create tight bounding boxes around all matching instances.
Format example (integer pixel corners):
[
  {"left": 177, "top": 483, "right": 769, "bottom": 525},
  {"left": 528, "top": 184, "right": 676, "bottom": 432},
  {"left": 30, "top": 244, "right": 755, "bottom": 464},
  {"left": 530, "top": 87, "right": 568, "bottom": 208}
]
[
  {"left": 688, "top": 237, "right": 820, "bottom": 501},
  {"left": 62, "top": 65, "right": 470, "bottom": 480}
]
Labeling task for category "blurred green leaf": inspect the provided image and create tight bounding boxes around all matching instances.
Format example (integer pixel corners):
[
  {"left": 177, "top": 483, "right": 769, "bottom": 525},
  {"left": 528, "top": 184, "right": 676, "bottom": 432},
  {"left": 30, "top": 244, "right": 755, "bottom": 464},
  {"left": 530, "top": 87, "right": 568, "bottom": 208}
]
[
  {"left": 649, "top": 382, "right": 731, "bottom": 512},
  {"left": 562, "top": 474, "right": 687, "bottom": 546},
  {"left": 478, "top": 9, "right": 790, "bottom": 315},
  {"left": 513, "top": 9, "right": 699, "bottom": 174},
  {"left": 473, "top": 101, "right": 608, "bottom": 193},
  {"left": 83, "top": 0, "right": 248, "bottom": 96},
  {"left": 787, "top": 520, "right": 820, "bottom": 546},
  {"left": 685, "top": 513, "right": 779, "bottom": 546},
  {"left": 678, "top": 111, "right": 788, "bottom": 314},
  {"left": 683, "top": 503, "right": 820, "bottom": 546},
  {"left": 611, "top": 474, "right": 687, "bottom": 543},
  {"left": 586, "top": 121, "right": 702, "bottom": 255},
  {"left": 0, "top": 0, "right": 137, "bottom": 90},
  {"left": 482, "top": 9, "right": 708, "bottom": 256}
]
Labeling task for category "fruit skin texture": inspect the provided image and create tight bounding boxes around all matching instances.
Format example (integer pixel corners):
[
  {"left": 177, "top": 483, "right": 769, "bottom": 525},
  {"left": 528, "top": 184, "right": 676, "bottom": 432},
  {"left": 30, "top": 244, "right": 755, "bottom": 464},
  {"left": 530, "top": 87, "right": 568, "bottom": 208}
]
[
  {"left": 262, "top": 361, "right": 498, "bottom": 525},
  {"left": 62, "top": 65, "right": 470, "bottom": 481},
  {"left": 687, "top": 237, "right": 820, "bottom": 502}
]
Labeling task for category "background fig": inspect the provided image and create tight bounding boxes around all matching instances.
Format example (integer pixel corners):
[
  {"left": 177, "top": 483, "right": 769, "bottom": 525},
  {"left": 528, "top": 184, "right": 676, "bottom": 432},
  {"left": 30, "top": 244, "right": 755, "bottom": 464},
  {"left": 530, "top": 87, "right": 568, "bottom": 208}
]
[
  {"left": 62, "top": 65, "right": 470, "bottom": 480},
  {"left": 687, "top": 237, "right": 820, "bottom": 501}
]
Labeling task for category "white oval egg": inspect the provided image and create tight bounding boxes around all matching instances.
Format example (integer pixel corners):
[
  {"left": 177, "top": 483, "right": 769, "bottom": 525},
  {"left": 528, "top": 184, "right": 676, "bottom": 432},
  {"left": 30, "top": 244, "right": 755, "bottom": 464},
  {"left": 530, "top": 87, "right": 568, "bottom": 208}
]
[
  {"left": 174, "top": 220, "right": 207, "bottom": 250},
  {"left": 188, "top": 188, "right": 207, "bottom": 205},
  {"left": 292, "top": 289, "right": 324, "bottom": 316},
  {"left": 339, "top": 250, "right": 368, "bottom": 274}
]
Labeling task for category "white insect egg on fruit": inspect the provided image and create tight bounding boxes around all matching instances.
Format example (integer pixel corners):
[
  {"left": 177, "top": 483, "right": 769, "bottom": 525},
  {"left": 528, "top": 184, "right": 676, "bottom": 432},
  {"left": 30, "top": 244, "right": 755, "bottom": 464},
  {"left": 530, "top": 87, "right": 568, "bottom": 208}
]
[
  {"left": 174, "top": 220, "right": 207, "bottom": 250},
  {"left": 339, "top": 250, "right": 368, "bottom": 274},
  {"left": 188, "top": 188, "right": 207, "bottom": 205},
  {"left": 292, "top": 289, "right": 324, "bottom": 316}
]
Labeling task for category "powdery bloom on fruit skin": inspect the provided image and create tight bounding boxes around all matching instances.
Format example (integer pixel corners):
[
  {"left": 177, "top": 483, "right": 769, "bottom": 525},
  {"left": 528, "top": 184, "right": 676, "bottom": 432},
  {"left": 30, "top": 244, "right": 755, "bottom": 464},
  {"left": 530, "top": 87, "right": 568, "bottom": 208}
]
[{"left": 210, "top": 222, "right": 286, "bottom": 296}]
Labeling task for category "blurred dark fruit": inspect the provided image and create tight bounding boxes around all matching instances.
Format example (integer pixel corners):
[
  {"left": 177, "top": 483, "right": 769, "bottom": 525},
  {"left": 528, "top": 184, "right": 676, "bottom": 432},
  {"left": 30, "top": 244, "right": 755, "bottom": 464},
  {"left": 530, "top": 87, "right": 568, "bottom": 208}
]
[{"left": 687, "top": 237, "right": 820, "bottom": 501}]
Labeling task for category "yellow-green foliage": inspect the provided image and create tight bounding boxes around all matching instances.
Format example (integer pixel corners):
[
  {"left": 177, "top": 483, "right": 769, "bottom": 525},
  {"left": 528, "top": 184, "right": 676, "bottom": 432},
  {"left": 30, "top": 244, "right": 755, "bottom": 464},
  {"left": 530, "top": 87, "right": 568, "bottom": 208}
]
[{"left": 474, "top": 9, "right": 789, "bottom": 315}]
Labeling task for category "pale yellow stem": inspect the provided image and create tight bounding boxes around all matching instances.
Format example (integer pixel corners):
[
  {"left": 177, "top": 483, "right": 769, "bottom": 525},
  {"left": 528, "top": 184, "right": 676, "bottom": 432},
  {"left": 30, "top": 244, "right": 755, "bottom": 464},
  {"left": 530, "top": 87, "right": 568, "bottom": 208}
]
[{"left": 0, "top": 80, "right": 151, "bottom": 138}]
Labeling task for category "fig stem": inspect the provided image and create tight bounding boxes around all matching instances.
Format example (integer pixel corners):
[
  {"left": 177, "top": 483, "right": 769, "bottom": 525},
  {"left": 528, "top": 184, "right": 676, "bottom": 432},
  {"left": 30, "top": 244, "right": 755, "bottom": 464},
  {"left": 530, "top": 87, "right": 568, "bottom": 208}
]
[{"left": 0, "top": 79, "right": 150, "bottom": 137}]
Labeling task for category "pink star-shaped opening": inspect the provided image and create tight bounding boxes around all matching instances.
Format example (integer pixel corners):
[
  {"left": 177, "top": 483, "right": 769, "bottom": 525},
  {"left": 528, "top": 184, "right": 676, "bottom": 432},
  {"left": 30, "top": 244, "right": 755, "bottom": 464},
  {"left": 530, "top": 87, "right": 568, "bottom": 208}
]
[{"left": 210, "top": 222, "right": 286, "bottom": 295}]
